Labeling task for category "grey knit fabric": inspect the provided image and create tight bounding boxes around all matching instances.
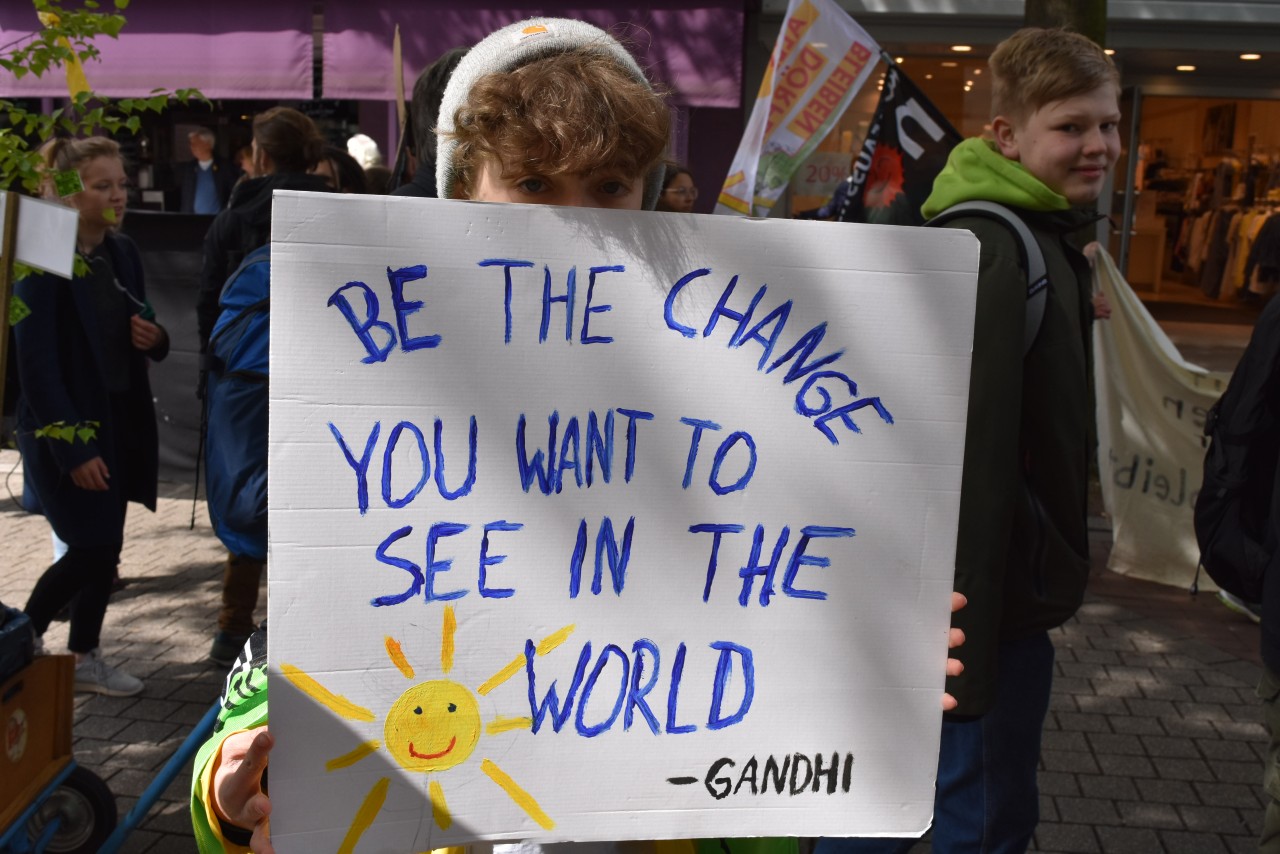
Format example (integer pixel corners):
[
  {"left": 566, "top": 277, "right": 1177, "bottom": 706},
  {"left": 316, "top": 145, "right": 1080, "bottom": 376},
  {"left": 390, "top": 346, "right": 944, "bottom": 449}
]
[{"left": 435, "top": 17, "right": 665, "bottom": 210}]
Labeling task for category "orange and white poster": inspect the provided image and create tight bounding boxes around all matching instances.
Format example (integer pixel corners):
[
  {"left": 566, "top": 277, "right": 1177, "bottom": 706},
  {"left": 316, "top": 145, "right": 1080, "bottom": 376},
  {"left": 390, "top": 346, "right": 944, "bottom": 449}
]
[{"left": 715, "top": 0, "right": 880, "bottom": 218}]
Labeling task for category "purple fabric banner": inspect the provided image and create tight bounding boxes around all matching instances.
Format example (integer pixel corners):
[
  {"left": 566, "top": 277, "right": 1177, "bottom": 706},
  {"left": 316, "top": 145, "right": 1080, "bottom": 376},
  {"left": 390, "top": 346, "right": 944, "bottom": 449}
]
[
  {"left": 0, "top": 3, "right": 312, "bottom": 99},
  {"left": 322, "top": 1, "right": 743, "bottom": 107}
]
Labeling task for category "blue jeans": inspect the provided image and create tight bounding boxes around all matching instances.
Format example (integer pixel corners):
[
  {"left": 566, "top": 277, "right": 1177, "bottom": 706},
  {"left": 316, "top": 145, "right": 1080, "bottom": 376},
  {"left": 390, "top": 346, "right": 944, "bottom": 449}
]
[{"left": 815, "top": 631, "right": 1055, "bottom": 854}]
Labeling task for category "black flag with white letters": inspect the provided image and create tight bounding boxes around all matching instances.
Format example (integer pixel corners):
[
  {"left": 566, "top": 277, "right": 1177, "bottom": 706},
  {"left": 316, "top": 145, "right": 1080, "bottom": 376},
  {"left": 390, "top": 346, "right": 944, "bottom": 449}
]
[{"left": 838, "top": 61, "right": 962, "bottom": 226}]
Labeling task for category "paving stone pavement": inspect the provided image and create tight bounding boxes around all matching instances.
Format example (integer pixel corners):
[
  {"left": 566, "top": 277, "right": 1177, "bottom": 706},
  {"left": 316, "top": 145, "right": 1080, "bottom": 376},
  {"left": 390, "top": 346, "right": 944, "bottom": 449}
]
[{"left": 0, "top": 448, "right": 1267, "bottom": 852}]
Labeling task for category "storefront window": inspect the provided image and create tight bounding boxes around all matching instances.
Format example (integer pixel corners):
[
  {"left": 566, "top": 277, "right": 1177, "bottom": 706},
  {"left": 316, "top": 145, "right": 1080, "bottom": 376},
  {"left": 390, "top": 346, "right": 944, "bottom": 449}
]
[{"left": 1123, "top": 95, "right": 1280, "bottom": 305}]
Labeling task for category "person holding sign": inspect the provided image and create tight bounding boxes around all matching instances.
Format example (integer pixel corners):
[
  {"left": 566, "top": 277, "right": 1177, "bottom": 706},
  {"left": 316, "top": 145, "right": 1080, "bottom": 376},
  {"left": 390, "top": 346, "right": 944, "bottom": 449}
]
[
  {"left": 15, "top": 137, "right": 170, "bottom": 697},
  {"left": 817, "top": 28, "right": 1121, "bottom": 854},
  {"left": 192, "top": 18, "right": 967, "bottom": 853}
]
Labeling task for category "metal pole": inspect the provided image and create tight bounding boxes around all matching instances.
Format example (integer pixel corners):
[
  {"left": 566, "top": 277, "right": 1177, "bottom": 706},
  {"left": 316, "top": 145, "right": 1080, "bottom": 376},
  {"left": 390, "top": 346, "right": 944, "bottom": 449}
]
[{"left": 0, "top": 191, "right": 21, "bottom": 413}]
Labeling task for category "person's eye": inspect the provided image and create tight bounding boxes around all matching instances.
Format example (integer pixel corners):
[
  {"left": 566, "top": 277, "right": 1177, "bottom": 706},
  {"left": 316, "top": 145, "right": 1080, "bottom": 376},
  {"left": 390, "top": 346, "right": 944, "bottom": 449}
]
[
  {"left": 516, "top": 177, "right": 547, "bottom": 194},
  {"left": 600, "top": 179, "right": 630, "bottom": 196},
  {"left": 1058, "top": 124, "right": 1079, "bottom": 133}
]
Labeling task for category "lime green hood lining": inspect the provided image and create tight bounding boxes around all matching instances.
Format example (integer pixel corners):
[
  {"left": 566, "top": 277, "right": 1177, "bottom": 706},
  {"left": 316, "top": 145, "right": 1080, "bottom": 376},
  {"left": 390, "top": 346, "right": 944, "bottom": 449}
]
[{"left": 921, "top": 138, "right": 1070, "bottom": 220}]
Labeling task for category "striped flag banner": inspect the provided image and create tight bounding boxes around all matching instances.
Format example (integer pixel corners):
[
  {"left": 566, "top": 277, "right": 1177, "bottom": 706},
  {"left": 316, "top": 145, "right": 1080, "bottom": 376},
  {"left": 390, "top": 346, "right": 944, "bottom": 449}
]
[{"left": 715, "top": 0, "right": 879, "bottom": 217}]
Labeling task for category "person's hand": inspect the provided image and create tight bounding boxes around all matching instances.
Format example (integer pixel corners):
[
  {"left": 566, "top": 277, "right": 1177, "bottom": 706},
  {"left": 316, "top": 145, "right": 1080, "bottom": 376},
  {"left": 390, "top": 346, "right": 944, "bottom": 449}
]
[
  {"left": 130, "top": 315, "right": 163, "bottom": 350},
  {"left": 70, "top": 457, "right": 110, "bottom": 491},
  {"left": 213, "top": 728, "right": 274, "bottom": 854},
  {"left": 1091, "top": 291, "right": 1112, "bottom": 321},
  {"left": 943, "top": 591, "right": 967, "bottom": 712},
  {"left": 1082, "top": 240, "right": 1101, "bottom": 267}
]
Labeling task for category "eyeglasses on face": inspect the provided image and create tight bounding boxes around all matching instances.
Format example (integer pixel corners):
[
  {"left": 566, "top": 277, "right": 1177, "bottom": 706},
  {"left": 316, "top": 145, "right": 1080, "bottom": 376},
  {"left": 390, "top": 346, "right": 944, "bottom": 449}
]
[{"left": 665, "top": 186, "right": 698, "bottom": 199}]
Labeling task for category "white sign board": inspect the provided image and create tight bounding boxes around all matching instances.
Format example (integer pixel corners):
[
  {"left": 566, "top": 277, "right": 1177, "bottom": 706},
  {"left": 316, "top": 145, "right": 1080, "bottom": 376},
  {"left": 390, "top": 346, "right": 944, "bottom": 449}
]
[
  {"left": 0, "top": 195, "right": 78, "bottom": 279},
  {"left": 269, "top": 192, "right": 978, "bottom": 852}
]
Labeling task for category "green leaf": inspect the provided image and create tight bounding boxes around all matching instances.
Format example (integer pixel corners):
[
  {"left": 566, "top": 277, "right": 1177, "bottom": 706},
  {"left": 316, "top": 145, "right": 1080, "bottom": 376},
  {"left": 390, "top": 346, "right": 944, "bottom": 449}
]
[
  {"left": 116, "top": 0, "right": 130, "bottom": 8},
  {"left": 125, "top": 115, "right": 140, "bottom": 133},
  {"left": 54, "top": 425, "right": 75, "bottom": 443},
  {"left": 76, "top": 426, "right": 96, "bottom": 443},
  {"left": 8, "top": 294, "right": 30, "bottom": 326}
]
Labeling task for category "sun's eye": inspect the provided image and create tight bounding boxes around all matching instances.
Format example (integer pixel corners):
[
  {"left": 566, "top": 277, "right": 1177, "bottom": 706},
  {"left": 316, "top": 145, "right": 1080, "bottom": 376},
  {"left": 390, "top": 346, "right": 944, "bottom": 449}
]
[
  {"left": 448, "top": 703, "right": 457, "bottom": 712},
  {"left": 414, "top": 706, "right": 422, "bottom": 715}
]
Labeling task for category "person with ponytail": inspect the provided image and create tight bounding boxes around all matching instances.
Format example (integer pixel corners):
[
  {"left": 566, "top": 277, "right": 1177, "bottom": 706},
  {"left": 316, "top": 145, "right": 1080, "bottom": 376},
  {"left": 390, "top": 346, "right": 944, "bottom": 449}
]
[
  {"left": 196, "top": 107, "right": 333, "bottom": 668},
  {"left": 16, "top": 136, "right": 169, "bottom": 696},
  {"left": 195, "top": 107, "right": 331, "bottom": 352}
]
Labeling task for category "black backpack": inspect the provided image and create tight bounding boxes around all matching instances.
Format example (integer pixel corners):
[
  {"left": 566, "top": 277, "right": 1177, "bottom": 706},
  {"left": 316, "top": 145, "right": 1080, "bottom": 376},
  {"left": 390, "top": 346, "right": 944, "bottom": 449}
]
[
  {"left": 927, "top": 200, "right": 1049, "bottom": 355},
  {"left": 1193, "top": 296, "right": 1280, "bottom": 602}
]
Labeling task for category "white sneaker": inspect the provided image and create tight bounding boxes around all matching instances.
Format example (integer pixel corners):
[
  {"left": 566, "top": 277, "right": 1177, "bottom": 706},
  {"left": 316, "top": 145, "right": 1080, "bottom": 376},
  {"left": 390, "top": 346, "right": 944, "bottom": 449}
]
[
  {"left": 1217, "top": 590, "right": 1263, "bottom": 624},
  {"left": 74, "top": 649, "right": 144, "bottom": 697}
]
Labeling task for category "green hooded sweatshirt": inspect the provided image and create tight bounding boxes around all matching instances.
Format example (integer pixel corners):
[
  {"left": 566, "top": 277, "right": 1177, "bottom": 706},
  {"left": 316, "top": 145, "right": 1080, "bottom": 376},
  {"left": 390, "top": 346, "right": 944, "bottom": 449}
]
[{"left": 922, "top": 137, "right": 1100, "bottom": 716}]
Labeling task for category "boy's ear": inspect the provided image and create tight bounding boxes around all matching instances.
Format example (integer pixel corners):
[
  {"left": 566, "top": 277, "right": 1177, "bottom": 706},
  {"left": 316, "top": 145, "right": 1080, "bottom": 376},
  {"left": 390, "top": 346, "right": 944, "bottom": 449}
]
[{"left": 992, "top": 115, "right": 1020, "bottom": 161}]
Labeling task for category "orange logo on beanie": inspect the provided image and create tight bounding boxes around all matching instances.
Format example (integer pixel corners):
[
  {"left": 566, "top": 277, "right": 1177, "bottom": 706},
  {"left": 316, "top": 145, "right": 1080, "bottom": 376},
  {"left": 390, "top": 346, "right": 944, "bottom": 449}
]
[{"left": 512, "top": 22, "right": 553, "bottom": 44}]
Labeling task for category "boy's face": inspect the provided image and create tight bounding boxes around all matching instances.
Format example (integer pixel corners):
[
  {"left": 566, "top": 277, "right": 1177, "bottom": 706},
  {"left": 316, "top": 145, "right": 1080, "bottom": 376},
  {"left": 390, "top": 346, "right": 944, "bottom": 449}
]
[
  {"left": 993, "top": 84, "right": 1122, "bottom": 206},
  {"left": 469, "top": 156, "right": 645, "bottom": 210}
]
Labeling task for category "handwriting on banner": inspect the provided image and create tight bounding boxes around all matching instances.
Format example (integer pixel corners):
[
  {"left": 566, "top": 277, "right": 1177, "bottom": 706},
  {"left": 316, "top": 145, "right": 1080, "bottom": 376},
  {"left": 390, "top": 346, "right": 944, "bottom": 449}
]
[{"left": 315, "top": 255, "right": 887, "bottom": 743}]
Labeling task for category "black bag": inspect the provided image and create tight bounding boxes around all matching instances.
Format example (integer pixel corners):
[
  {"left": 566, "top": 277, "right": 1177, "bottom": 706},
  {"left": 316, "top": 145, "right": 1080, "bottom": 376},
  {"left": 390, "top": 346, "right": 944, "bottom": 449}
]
[{"left": 1193, "top": 297, "right": 1280, "bottom": 602}]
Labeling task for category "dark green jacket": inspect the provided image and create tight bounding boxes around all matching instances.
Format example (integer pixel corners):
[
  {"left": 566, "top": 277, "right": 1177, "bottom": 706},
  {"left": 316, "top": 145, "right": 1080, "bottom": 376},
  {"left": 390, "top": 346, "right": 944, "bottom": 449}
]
[{"left": 925, "top": 139, "right": 1098, "bottom": 714}]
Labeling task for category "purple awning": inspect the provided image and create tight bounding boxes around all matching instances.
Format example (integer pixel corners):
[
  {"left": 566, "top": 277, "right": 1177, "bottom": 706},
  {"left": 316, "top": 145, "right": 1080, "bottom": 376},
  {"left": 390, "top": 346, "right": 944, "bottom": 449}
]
[
  {"left": 0, "top": 4, "right": 312, "bottom": 99},
  {"left": 323, "top": 1, "right": 743, "bottom": 108}
]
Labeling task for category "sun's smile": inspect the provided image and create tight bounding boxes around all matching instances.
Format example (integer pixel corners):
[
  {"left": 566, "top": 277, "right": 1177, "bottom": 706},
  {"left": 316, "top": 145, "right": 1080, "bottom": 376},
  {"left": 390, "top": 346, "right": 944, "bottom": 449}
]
[
  {"left": 282, "top": 604, "right": 575, "bottom": 846},
  {"left": 409, "top": 737, "right": 456, "bottom": 760}
]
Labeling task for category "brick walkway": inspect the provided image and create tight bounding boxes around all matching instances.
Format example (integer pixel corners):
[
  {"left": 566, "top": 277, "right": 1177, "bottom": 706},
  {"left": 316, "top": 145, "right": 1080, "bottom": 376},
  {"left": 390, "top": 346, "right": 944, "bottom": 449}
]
[{"left": 0, "top": 448, "right": 1266, "bottom": 852}]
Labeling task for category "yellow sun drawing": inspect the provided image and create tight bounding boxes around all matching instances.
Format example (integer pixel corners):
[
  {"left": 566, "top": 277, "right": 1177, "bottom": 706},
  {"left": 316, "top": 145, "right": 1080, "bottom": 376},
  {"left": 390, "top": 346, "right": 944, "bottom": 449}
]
[{"left": 282, "top": 606, "right": 575, "bottom": 853}]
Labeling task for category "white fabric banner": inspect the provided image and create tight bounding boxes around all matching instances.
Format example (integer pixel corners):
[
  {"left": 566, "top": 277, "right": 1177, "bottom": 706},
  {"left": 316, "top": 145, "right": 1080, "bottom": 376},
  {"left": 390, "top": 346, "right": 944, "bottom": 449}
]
[
  {"left": 1093, "top": 249, "right": 1230, "bottom": 588},
  {"left": 268, "top": 192, "right": 979, "bottom": 850},
  {"left": 714, "top": 0, "right": 879, "bottom": 218}
]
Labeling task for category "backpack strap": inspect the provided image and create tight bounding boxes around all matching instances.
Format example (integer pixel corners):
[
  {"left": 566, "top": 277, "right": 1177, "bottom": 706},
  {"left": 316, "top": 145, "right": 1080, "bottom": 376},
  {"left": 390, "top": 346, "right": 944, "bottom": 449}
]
[{"left": 927, "top": 200, "right": 1048, "bottom": 356}]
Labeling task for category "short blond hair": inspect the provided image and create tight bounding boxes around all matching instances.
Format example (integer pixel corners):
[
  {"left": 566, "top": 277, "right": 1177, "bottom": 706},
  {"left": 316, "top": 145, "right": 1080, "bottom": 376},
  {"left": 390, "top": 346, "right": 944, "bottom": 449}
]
[{"left": 990, "top": 28, "right": 1119, "bottom": 122}]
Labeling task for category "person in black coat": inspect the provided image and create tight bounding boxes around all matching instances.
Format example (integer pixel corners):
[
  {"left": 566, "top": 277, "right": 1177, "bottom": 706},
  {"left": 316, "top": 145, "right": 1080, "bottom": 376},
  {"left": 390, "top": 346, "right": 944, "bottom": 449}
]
[
  {"left": 196, "top": 107, "right": 332, "bottom": 667},
  {"left": 16, "top": 137, "right": 169, "bottom": 697},
  {"left": 196, "top": 108, "right": 332, "bottom": 352},
  {"left": 391, "top": 47, "right": 469, "bottom": 198}
]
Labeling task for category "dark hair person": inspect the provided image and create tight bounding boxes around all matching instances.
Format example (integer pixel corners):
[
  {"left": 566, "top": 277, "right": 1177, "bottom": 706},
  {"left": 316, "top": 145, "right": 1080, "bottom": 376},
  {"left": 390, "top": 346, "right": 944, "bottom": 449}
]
[
  {"left": 656, "top": 162, "right": 697, "bottom": 213},
  {"left": 195, "top": 107, "right": 333, "bottom": 668}
]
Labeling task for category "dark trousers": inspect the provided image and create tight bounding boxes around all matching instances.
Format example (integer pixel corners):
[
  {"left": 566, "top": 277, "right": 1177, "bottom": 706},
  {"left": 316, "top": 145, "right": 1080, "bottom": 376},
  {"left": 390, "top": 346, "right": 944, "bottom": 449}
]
[
  {"left": 25, "top": 540, "right": 123, "bottom": 654},
  {"left": 814, "top": 631, "right": 1056, "bottom": 854}
]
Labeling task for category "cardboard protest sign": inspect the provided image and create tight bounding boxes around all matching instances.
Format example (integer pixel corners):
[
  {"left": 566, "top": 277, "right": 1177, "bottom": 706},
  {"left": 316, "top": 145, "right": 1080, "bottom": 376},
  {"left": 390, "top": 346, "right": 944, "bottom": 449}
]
[{"left": 268, "top": 192, "right": 978, "bottom": 851}]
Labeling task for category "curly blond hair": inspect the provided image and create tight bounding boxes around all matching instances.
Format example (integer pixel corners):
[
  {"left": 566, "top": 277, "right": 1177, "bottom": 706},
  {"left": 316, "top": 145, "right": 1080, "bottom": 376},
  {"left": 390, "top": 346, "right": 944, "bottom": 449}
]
[{"left": 447, "top": 48, "right": 670, "bottom": 198}]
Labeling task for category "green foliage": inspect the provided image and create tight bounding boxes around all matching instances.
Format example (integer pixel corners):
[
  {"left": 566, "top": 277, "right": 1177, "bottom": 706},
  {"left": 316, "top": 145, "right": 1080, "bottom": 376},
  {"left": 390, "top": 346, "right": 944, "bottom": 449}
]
[
  {"left": 35, "top": 418, "right": 99, "bottom": 443},
  {"left": 0, "top": 1, "right": 207, "bottom": 197}
]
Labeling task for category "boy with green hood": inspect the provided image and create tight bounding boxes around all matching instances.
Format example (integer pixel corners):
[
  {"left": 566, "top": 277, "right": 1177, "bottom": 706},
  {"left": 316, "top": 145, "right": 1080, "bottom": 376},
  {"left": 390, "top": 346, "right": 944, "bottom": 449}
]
[{"left": 819, "top": 26, "right": 1121, "bottom": 854}]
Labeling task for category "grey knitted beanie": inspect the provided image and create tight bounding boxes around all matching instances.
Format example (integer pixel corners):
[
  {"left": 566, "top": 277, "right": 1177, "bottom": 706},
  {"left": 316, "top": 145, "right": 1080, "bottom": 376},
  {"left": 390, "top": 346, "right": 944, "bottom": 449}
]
[{"left": 435, "top": 17, "right": 666, "bottom": 210}]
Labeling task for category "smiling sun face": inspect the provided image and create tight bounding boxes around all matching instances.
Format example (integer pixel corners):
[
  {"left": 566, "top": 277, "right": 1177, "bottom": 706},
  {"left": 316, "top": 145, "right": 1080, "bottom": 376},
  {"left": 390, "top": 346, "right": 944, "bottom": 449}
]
[
  {"left": 282, "top": 605, "right": 577, "bottom": 849},
  {"left": 385, "top": 679, "right": 480, "bottom": 772}
]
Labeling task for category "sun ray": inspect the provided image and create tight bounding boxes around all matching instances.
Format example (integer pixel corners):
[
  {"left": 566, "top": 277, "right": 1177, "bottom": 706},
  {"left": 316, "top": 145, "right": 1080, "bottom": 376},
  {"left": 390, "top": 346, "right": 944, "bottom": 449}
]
[
  {"left": 486, "top": 716, "right": 532, "bottom": 735},
  {"left": 441, "top": 605, "right": 457, "bottom": 675},
  {"left": 477, "top": 624, "right": 575, "bottom": 696},
  {"left": 282, "top": 664, "right": 375, "bottom": 721},
  {"left": 338, "top": 777, "right": 389, "bottom": 854},
  {"left": 429, "top": 779, "right": 451, "bottom": 830},
  {"left": 326, "top": 740, "right": 382, "bottom": 772},
  {"left": 386, "top": 636, "right": 415, "bottom": 680},
  {"left": 481, "top": 759, "right": 554, "bottom": 830}
]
